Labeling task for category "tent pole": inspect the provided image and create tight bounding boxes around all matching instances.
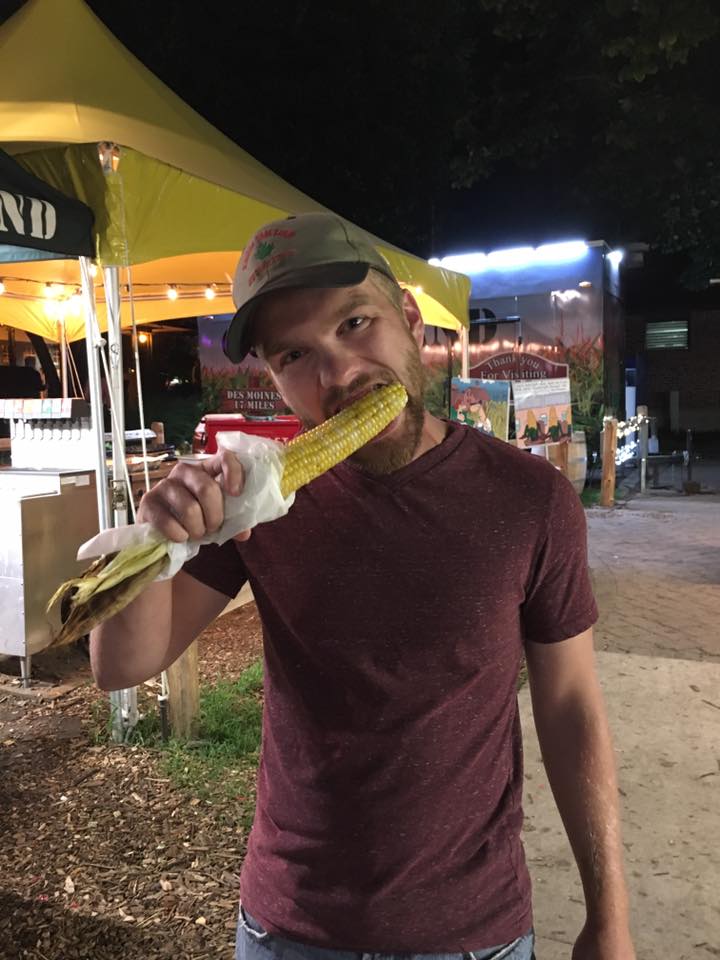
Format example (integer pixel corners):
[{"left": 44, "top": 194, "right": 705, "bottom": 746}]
[
  {"left": 102, "top": 266, "right": 128, "bottom": 527},
  {"left": 79, "top": 257, "right": 110, "bottom": 532},
  {"left": 460, "top": 325, "right": 469, "bottom": 379},
  {"left": 102, "top": 264, "right": 138, "bottom": 741},
  {"left": 59, "top": 317, "right": 68, "bottom": 399}
]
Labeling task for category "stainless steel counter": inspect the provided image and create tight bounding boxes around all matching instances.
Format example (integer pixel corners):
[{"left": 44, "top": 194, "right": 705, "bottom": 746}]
[{"left": 0, "top": 467, "right": 99, "bottom": 682}]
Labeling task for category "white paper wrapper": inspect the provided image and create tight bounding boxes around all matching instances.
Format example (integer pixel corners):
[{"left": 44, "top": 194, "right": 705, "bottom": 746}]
[{"left": 76, "top": 431, "right": 295, "bottom": 579}]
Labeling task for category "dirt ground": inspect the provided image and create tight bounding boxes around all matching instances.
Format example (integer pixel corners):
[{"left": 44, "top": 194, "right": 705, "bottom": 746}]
[{"left": 0, "top": 603, "right": 263, "bottom": 960}]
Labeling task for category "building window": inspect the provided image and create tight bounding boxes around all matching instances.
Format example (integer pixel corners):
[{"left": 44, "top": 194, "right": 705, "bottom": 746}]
[{"left": 645, "top": 320, "right": 689, "bottom": 350}]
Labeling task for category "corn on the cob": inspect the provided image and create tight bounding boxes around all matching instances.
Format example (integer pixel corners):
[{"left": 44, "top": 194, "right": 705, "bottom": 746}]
[
  {"left": 279, "top": 382, "right": 408, "bottom": 497},
  {"left": 47, "top": 382, "right": 408, "bottom": 645}
]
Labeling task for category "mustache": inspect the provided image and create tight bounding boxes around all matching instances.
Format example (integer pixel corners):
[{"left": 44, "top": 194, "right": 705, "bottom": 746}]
[{"left": 322, "top": 369, "right": 397, "bottom": 421}]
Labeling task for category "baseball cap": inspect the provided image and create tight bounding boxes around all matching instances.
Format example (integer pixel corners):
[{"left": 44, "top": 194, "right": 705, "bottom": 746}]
[{"left": 223, "top": 212, "right": 397, "bottom": 362}]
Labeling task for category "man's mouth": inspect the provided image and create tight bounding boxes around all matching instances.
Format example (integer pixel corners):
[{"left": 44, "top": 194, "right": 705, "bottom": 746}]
[{"left": 331, "top": 382, "right": 389, "bottom": 417}]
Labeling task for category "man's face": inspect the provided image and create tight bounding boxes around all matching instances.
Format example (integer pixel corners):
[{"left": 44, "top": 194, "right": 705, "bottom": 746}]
[{"left": 254, "top": 276, "right": 427, "bottom": 474}]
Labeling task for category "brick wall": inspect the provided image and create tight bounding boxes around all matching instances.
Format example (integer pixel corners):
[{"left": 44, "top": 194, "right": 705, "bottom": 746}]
[{"left": 626, "top": 309, "right": 720, "bottom": 432}]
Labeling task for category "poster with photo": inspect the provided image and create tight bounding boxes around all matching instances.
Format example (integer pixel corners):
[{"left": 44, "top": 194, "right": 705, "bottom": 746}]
[
  {"left": 450, "top": 377, "right": 511, "bottom": 442},
  {"left": 512, "top": 377, "right": 572, "bottom": 447},
  {"left": 197, "top": 315, "right": 287, "bottom": 415}
]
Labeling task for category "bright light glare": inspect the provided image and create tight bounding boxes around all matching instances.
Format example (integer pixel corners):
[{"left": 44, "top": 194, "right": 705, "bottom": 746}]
[
  {"left": 138, "top": 332, "right": 149, "bottom": 344},
  {"left": 552, "top": 288, "right": 582, "bottom": 303},
  {"left": 204, "top": 285, "right": 216, "bottom": 300},
  {"left": 167, "top": 285, "right": 179, "bottom": 301},
  {"left": 0, "top": 279, "right": 5, "bottom": 295},
  {"left": 535, "top": 241, "right": 588, "bottom": 263},
  {"left": 430, "top": 240, "right": 589, "bottom": 274},
  {"left": 607, "top": 249, "right": 624, "bottom": 267},
  {"left": 432, "top": 252, "right": 488, "bottom": 274},
  {"left": 487, "top": 246, "right": 535, "bottom": 268}
]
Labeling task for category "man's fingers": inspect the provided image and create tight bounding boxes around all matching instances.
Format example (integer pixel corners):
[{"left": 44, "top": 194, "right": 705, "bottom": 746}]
[
  {"left": 159, "top": 481, "right": 209, "bottom": 540},
  {"left": 200, "top": 451, "right": 245, "bottom": 496},
  {"left": 137, "top": 489, "right": 192, "bottom": 542},
  {"left": 135, "top": 452, "right": 246, "bottom": 543},
  {"left": 174, "top": 463, "right": 225, "bottom": 533}
]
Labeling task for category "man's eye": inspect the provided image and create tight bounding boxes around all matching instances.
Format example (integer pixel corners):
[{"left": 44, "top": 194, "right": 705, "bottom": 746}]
[
  {"left": 281, "top": 349, "right": 303, "bottom": 367},
  {"left": 346, "top": 315, "right": 370, "bottom": 331}
]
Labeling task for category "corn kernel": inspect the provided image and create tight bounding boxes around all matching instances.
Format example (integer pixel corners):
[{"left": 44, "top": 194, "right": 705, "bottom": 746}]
[{"left": 280, "top": 382, "right": 408, "bottom": 496}]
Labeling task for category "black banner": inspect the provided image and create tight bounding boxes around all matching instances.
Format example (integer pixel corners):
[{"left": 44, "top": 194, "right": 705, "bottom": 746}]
[{"left": 0, "top": 147, "right": 93, "bottom": 257}]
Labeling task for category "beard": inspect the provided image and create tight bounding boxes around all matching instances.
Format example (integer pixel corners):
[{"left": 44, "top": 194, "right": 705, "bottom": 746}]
[{"left": 301, "top": 339, "right": 427, "bottom": 476}]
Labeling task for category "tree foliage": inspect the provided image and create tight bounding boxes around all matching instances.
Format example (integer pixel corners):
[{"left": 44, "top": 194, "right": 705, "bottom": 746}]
[{"left": 452, "top": 0, "right": 720, "bottom": 284}]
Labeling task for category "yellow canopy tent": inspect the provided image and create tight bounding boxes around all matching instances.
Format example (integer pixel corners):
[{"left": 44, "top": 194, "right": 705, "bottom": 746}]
[{"left": 0, "top": 0, "right": 470, "bottom": 342}]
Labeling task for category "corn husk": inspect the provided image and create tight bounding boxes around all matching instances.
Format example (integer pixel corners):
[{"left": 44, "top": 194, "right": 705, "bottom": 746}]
[{"left": 47, "top": 541, "right": 169, "bottom": 647}]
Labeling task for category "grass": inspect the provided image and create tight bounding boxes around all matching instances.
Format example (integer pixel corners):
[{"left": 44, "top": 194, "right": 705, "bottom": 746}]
[
  {"left": 90, "top": 661, "right": 264, "bottom": 824},
  {"left": 580, "top": 486, "right": 602, "bottom": 508}
]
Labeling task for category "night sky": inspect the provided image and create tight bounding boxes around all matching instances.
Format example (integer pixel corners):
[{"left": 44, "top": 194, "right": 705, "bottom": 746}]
[{"left": 2, "top": 0, "right": 719, "bottom": 285}]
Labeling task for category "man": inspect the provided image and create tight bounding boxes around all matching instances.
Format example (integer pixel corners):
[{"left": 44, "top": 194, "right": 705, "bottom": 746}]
[
  {"left": 0, "top": 355, "right": 44, "bottom": 399},
  {"left": 23, "top": 355, "right": 45, "bottom": 396},
  {"left": 91, "top": 213, "right": 634, "bottom": 960}
]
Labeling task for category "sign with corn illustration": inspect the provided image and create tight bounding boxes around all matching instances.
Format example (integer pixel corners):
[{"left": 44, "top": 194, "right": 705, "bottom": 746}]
[{"left": 47, "top": 383, "right": 408, "bottom": 646}]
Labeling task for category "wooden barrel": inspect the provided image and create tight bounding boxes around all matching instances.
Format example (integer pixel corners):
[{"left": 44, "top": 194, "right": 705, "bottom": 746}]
[
  {"left": 567, "top": 430, "right": 588, "bottom": 494},
  {"left": 546, "top": 430, "right": 587, "bottom": 495}
]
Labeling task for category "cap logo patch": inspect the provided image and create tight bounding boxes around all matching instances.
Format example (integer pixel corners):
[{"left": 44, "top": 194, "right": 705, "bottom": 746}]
[
  {"left": 241, "top": 227, "right": 296, "bottom": 272},
  {"left": 248, "top": 248, "right": 296, "bottom": 287}
]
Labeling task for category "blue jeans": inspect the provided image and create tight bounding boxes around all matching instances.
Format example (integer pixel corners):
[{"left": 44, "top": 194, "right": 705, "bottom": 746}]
[{"left": 236, "top": 905, "right": 535, "bottom": 960}]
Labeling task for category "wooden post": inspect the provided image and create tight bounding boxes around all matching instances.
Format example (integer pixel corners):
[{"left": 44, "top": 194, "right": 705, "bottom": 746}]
[
  {"left": 166, "top": 640, "right": 200, "bottom": 739},
  {"left": 600, "top": 418, "right": 618, "bottom": 507}
]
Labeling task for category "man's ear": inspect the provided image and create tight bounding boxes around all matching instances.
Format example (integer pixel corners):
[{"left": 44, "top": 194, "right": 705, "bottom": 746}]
[{"left": 401, "top": 289, "right": 424, "bottom": 347}]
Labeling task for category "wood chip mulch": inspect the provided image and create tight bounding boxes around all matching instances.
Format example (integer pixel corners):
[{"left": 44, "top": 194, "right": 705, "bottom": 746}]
[{"left": 0, "top": 602, "right": 264, "bottom": 960}]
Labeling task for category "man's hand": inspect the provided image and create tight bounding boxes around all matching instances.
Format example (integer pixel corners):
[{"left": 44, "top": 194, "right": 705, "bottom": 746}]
[
  {"left": 572, "top": 920, "right": 636, "bottom": 960},
  {"left": 137, "top": 450, "right": 251, "bottom": 543}
]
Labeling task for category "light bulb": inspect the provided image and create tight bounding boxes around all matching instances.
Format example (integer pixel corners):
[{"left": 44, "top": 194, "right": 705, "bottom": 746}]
[
  {"left": 204, "top": 285, "right": 216, "bottom": 300},
  {"left": 138, "top": 332, "right": 149, "bottom": 344},
  {"left": 89, "top": 263, "right": 98, "bottom": 277},
  {"left": 167, "top": 285, "right": 178, "bottom": 301},
  {"left": 0, "top": 279, "right": 5, "bottom": 295}
]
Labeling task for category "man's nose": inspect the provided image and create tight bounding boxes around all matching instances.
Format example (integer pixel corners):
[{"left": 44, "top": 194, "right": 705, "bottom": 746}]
[{"left": 316, "top": 345, "right": 366, "bottom": 392}]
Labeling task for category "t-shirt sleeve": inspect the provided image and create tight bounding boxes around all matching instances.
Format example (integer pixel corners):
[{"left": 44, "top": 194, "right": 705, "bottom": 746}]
[
  {"left": 521, "top": 470, "right": 598, "bottom": 644},
  {"left": 181, "top": 540, "right": 249, "bottom": 599}
]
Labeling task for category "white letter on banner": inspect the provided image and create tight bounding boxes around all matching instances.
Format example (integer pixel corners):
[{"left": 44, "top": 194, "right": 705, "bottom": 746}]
[
  {"left": 0, "top": 190, "right": 25, "bottom": 234},
  {"left": 42, "top": 200, "right": 57, "bottom": 240},
  {"left": 29, "top": 198, "right": 57, "bottom": 239}
]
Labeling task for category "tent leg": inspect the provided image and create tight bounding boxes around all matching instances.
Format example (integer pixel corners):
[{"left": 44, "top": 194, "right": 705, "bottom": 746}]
[
  {"left": 79, "top": 257, "right": 110, "bottom": 532},
  {"left": 102, "top": 264, "right": 138, "bottom": 742},
  {"left": 59, "top": 317, "right": 68, "bottom": 399},
  {"left": 103, "top": 266, "right": 129, "bottom": 527}
]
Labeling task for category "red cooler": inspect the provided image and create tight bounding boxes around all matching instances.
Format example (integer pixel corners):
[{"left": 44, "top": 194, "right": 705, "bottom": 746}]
[{"left": 192, "top": 414, "right": 302, "bottom": 455}]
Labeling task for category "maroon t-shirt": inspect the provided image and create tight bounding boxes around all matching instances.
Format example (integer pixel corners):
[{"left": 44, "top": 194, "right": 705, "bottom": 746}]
[{"left": 183, "top": 420, "right": 597, "bottom": 951}]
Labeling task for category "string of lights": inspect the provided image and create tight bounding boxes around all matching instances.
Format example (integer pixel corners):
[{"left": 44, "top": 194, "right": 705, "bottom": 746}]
[
  {"left": 0, "top": 274, "right": 231, "bottom": 308},
  {"left": 604, "top": 413, "right": 648, "bottom": 440}
]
